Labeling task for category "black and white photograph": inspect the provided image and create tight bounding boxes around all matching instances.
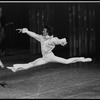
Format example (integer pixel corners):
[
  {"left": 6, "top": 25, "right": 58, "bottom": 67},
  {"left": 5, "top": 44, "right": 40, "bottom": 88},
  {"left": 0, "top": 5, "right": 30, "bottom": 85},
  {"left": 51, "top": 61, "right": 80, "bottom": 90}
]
[{"left": 0, "top": 1, "right": 99, "bottom": 99}]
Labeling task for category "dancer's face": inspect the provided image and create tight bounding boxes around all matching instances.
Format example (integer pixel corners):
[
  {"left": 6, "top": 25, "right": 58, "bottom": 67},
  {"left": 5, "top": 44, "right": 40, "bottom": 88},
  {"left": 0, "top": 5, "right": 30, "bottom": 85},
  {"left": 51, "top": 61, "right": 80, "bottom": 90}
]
[{"left": 42, "top": 28, "right": 48, "bottom": 36}]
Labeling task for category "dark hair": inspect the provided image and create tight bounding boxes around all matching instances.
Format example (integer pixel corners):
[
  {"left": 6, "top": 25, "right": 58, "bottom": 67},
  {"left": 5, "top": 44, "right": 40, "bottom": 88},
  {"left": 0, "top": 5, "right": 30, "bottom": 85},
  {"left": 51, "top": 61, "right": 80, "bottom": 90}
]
[{"left": 44, "top": 25, "right": 54, "bottom": 36}]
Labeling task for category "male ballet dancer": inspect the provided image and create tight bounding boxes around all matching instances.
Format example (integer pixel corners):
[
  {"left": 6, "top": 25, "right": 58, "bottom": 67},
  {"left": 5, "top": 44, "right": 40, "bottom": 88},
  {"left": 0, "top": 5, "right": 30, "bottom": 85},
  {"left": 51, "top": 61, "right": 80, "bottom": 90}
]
[{"left": 7, "top": 25, "right": 92, "bottom": 72}]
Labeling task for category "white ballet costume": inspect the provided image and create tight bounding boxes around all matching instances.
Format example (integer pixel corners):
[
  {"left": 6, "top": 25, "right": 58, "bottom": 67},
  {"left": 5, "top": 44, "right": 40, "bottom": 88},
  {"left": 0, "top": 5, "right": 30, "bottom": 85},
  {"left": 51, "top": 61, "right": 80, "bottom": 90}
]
[{"left": 7, "top": 32, "right": 92, "bottom": 72}]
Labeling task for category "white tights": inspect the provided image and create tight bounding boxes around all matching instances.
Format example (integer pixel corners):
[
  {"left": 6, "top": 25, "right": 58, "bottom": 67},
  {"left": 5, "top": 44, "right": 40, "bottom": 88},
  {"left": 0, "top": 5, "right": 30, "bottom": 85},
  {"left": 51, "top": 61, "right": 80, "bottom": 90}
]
[{"left": 7, "top": 53, "right": 92, "bottom": 72}]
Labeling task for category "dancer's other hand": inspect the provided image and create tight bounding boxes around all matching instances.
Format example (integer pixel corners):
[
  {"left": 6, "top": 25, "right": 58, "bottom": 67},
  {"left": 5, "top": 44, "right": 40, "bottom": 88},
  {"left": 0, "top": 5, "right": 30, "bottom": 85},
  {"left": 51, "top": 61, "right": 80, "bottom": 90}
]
[{"left": 16, "top": 28, "right": 28, "bottom": 33}]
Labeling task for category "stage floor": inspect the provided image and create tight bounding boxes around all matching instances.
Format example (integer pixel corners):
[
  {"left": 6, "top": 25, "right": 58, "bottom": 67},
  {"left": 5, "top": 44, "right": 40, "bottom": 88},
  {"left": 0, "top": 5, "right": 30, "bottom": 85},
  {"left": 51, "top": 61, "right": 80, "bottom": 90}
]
[{"left": 0, "top": 49, "right": 100, "bottom": 99}]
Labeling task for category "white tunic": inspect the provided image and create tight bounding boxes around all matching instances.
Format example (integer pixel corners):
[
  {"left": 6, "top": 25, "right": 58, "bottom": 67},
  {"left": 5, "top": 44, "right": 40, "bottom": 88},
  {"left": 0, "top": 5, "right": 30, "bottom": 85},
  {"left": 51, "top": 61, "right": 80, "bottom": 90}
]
[{"left": 34, "top": 34, "right": 66, "bottom": 56}]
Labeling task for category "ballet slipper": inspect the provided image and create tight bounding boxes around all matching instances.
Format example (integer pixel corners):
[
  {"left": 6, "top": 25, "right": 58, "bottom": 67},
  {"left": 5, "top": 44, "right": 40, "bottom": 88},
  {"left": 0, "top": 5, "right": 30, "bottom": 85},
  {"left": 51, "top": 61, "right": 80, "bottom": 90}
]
[
  {"left": 82, "top": 58, "right": 92, "bottom": 62},
  {"left": 7, "top": 67, "right": 16, "bottom": 72}
]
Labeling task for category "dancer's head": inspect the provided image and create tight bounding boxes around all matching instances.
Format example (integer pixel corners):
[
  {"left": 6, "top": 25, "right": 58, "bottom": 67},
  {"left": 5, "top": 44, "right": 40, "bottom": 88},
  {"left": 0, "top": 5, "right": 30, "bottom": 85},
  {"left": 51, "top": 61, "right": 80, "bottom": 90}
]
[{"left": 42, "top": 25, "right": 53, "bottom": 36}]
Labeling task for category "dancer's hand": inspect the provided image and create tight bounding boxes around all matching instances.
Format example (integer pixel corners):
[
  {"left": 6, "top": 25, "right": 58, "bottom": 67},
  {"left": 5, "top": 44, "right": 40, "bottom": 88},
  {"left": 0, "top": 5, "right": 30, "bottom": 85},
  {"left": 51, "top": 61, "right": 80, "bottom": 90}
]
[
  {"left": 16, "top": 28, "right": 28, "bottom": 33},
  {"left": 61, "top": 38, "right": 67, "bottom": 46}
]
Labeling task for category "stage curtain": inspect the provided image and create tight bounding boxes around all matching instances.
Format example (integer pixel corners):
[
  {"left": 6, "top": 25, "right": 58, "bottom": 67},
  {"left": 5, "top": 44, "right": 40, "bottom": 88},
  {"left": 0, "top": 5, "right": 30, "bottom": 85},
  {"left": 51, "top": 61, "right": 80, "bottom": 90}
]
[
  {"left": 68, "top": 3, "right": 95, "bottom": 57},
  {"left": 29, "top": 3, "right": 95, "bottom": 57},
  {"left": 29, "top": 4, "right": 54, "bottom": 55}
]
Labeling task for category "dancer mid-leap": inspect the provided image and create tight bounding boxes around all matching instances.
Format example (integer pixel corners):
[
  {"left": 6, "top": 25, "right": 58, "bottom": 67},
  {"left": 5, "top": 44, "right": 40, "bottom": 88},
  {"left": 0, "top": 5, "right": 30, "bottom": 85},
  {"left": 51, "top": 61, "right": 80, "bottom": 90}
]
[{"left": 7, "top": 25, "right": 92, "bottom": 72}]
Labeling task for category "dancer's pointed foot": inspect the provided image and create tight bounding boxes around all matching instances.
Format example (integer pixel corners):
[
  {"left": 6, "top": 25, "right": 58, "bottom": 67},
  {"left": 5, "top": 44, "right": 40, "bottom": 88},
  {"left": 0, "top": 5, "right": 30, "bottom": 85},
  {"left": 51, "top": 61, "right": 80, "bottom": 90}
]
[
  {"left": 82, "top": 58, "right": 92, "bottom": 62},
  {"left": 7, "top": 67, "right": 16, "bottom": 72}
]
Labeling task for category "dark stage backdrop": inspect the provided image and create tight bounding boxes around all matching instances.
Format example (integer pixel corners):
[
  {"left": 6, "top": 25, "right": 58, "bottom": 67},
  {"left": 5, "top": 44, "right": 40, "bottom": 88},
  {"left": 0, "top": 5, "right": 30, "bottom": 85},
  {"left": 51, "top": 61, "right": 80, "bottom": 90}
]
[
  {"left": 0, "top": 3, "right": 96, "bottom": 58},
  {"left": 29, "top": 3, "right": 95, "bottom": 58},
  {"left": 0, "top": 3, "right": 30, "bottom": 49}
]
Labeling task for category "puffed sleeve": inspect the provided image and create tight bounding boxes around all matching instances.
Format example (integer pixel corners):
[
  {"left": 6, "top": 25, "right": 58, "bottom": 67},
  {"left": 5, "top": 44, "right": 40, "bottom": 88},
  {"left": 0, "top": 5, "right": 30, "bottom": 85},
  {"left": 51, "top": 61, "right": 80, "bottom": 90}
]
[{"left": 49, "top": 37, "right": 65, "bottom": 45}]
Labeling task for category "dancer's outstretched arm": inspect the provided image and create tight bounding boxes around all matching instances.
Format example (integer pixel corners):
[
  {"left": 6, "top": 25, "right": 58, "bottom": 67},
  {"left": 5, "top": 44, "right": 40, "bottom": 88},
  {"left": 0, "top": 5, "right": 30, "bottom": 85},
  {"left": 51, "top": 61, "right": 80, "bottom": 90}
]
[{"left": 16, "top": 28, "right": 42, "bottom": 41}]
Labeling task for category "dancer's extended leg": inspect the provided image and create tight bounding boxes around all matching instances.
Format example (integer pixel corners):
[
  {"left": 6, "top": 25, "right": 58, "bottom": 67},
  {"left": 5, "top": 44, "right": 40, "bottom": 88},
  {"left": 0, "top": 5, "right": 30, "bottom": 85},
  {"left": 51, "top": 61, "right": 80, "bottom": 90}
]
[
  {"left": 7, "top": 57, "right": 48, "bottom": 72},
  {"left": 48, "top": 55, "right": 92, "bottom": 64}
]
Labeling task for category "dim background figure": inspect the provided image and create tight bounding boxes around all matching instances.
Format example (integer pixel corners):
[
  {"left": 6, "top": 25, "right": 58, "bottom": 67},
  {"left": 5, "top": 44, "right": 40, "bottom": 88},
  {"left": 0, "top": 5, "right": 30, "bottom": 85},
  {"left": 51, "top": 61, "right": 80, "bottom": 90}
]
[
  {"left": 0, "top": 22, "right": 6, "bottom": 56},
  {"left": 0, "top": 7, "right": 6, "bottom": 56},
  {"left": 0, "top": 23, "right": 4, "bottom": 68},
  {"left": 0, "top": 7, "right": 4, "bottom": 68},
  {"left": 6, "top": 25, "right": 92, "bottom": 72}
]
